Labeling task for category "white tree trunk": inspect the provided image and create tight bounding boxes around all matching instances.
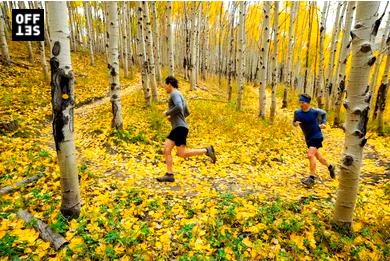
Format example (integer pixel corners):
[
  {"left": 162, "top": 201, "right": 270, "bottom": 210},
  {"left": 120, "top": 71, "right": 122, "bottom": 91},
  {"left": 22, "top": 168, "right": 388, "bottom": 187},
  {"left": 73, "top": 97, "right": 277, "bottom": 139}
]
[
  {"left": 0, "top": 7, "right": 10, "bottom": 65},
  {"left": 107, "top": 2, "right": 124, "bottom": 129},
  {"left": 373, "top": 30, "right": 390, "bottom": 135},
  {"left": 122, "top": 3, "right": 129, "bottom": 78},
  {"left": 334, "top": 1, "right": 380, "bottom": 228},
  {"left": 236, "top": 2, "right": 246, "bottom": 111},
  {"left": 369, "top": 10, "right": 390, "bottom": 103},
  {"left": 334, "top": 2, "right": 355, "bottom": 126},
  {"left": 47, "top": 1, "right": 80, "bottom": 219},
  {"left": 83, "top": 2, "right": 95, "bottom": 66},
  {"left": 190, "top": 2, "right": 198, "bottom": 90},
  {"left": 317, "top": 1, "right": 330, "bottom": 108},
  {"left": 227, "top": 5, "right": 235, "bottom": 102},
  {"left": 270, "top": 1, "right": 279, "bottom": 123},
  {"left": 259, "top": 1, "right": 270, "bottom": 118},
  {"left": 282, "top": 2, "right": 298, "bottom": 108},
  {"left": 325, "top": 2, "right": 343, "bottom": 110},
  {"left": 201, "top": 2, "right": 210, "bottom": 81},
  {"left": 137, "top": 1, "right": 151, "bottom": 106},
  {"left": 39, "top": 41, "right": 49, "bottom": 82},
  {"left": 151, "top": 2, "right": 162, "bottom": 83},
  {"left": 167, "top": 1, "right": 174, "bottom": 76},
  {"left": 143, "top": 1, "right": 158, "bottom": 102}
]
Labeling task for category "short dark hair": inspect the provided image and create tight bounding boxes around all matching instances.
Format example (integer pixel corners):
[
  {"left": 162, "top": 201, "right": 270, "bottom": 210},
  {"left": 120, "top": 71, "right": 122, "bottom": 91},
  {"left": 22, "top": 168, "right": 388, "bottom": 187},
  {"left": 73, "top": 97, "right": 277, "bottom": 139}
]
[
  {"left": 299, "top": 93, "right": 311, "bottom": 103},
  {"left": 165, "top": 76, "right": 178, "bottom": 89}
]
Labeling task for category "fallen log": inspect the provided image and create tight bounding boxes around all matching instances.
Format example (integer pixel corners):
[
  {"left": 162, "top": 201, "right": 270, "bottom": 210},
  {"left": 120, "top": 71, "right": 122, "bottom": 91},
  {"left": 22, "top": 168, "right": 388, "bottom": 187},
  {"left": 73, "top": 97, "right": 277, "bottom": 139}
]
[
  {"left": 0, "top": 173, "right": 43, "bottom": 195},
  {"left": 16, "top": 209, "right": 68, "bottom": 250}
]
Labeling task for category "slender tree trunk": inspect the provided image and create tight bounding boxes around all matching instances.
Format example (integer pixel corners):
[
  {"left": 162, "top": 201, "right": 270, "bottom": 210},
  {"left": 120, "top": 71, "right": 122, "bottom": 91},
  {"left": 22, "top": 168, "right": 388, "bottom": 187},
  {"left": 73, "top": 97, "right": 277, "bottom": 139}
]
[
  {"left": 137, "top": 1, "right": 151, "bottom": 106},
  {"left": 190, "top": 2, "right": 198, "bottom": 90},
  {"left": 167, "top": 1, "right": 174, "bottom": 76},
  {"left": 0, "top": 7, "right": 10, "bottom": 65},
  {"left": 143, "top": 1, "right": 158, "bottom": 101},
  {"left": 107, "top": 2, "right": 124, "bottom": 129},
  {"left": 282, "top": 2, "right": 298, "bottom": 108},
  {"left": 373, "top": 31, "right": 390, "bottom": 135},
  {"left": 317, "top": 1, "right": 330, "bottom": 108},
  {"left": 325, "top": 2, "right": 343, "bottom": 110},
  {"left": 333, "top": 1, "right": 380, "bottom": 229},
  {"left": 227, "top": 5, "right": 235, "bottom": 102},
  {"left": 270, "top": 2, "right": 279, "bottom": 122},
  {"left": 303, "top": 3, "right": 313, "bottom": 94},
  {"left": 259, "top": 1, "right": 270, "bottom": 118},
  {"left": 39, "top": 41, "right": 49, "bottom": 82},
  {"left": 369, "top": 10, "right": 390, "bottom": 108},
  {"left": 151, "top": 2, "right": 162, "bottom": 83},
  {"left": 67, "top": 2, "right": 76, "bottom": 52},
  {"left": 47, "top": 1, "right": 81, "bottom": 219},
  {"left": 201, "top": 2, "right": 210, "bottom": 81},
  {"left": 84, "top": 2, "right": 95, "bottom": 66},
  {"left": 122, "top": 3, "right": 129, "bottom": 78},
  {"left": 236, "top": 1, "right": 246, "bottom": 111},
  {"left": 334, "top": 2, "right": 355, "bottom": 126},
  {"left": 218, "top": 3, "right": 223, "bottom": 87}
]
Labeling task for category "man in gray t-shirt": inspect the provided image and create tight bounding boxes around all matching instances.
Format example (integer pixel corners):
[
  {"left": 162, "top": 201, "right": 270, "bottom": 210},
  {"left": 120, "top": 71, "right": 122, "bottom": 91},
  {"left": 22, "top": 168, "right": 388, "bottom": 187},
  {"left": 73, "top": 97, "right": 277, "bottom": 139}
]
[{"left": 157, "top": 76, "right": 216, "bottom": 182}]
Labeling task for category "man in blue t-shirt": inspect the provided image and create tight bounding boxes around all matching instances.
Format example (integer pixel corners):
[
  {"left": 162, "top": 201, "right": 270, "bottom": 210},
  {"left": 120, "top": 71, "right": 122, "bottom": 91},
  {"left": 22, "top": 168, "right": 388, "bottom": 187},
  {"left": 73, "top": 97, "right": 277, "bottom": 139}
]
[{"left": 293, "top": 94, "right": 336, "bottom": 188}]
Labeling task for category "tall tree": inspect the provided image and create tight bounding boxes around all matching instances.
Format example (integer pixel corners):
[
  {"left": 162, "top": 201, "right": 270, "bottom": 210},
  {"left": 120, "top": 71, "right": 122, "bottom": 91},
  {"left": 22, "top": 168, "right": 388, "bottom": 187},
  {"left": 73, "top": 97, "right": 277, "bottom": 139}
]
[
  {"left": 333, "top": 1, "right": 380, "bottom": 229},
  {"left": 282, "top": 2, "right": 298, "bottom": 108},
  {"left": 303, "top": 2, "right": 313, "bottom": 94},
  {"left": 107, "top": 2, "right": 124, "bottom": 129},
  {"left": 259, "top": 2, "right": 270, "bottom": 118},
  {"left": 47, "top": 1, "right": 81, "bottom": 219},
  {"left": 121, "top": 3, "right": 129, "bottom": 78},
  {"left": 270, "top": 1, "right": 279, "bottom": 123},
  {"left": 83, "top": 2, "right": 95, "bottom": 66},
  {"left": 373, "top": 30, "right": 390, "bottom": 135},
  {"left": 19, "top": 1, "right": 34, "bottom": 64},
  {"left": 236, "top": 1, "right": 246, "bottom": 111},
  {"left": 167, "top": 1, "right": 174, "bottom": 76},
  {"left": 189, "top": 2, "right": 198, "bottom": 90},
  {"left": 0, "top": 5, "right": 10, "bottom": 65},
  {"left": 143, "top": 1, "right": 158, "bottom": 101},
  {"left": 137, "top": 1, "right": 151, "bottom": 106},
  {"left": 325, "top": 2, "right": 344, "bottom": 110},
  {"left": 227, "top": 4, "right": 236, "bottom": 102},
  {"left": 316, "top": 1, "right": 330, "bottom": 108},
  {"left": 334, "top": 2, "right": 355, "bottom": 126},
  {"left": 151, "top": 2, "right": 162, "bottom": 83}
]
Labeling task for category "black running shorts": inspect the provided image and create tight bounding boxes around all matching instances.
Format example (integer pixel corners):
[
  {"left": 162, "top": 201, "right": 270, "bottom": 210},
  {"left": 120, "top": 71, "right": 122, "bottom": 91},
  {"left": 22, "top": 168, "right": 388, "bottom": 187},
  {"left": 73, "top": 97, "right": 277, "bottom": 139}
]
[{"left": 167, "top": 127, "right": 189, "bottom": 146}]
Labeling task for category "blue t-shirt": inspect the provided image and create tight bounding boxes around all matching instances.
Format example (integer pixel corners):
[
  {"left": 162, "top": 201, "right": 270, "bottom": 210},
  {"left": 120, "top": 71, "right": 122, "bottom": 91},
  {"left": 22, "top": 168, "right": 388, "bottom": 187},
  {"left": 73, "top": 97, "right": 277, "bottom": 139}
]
[{"left": 293, "top": 108, "right": 326, "bottom": 142}]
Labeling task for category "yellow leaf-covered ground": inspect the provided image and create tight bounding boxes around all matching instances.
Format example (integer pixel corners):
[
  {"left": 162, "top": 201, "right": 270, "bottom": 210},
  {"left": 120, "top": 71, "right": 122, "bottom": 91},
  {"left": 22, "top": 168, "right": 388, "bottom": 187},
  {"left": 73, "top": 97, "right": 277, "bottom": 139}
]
[{"left": 0, "top": 42, "right": 389, "bottom": 260}]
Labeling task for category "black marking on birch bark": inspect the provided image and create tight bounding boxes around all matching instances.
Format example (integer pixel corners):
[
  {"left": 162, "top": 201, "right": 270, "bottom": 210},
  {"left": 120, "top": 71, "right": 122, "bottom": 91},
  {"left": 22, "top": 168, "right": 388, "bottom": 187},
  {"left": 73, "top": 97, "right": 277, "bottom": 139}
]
[
  {"left": 368, "top": 56, "right": 376, "bottom": 66},
  {"left": 50, "top": 45, "right": 75, "bottom": 151},
  {"left": 360, "top": 138, "right": 367, "bottom": 147},
  {"left": 343, "top": 155, "right": 354, "bottom": 166},
  {"left": 108, "top": 63, "right": 112, "bottom": 70},
  {"left": 357, "top": 106, "right": 369, "bottom": 139},
  {"left": 355, "top": 23, "right": 363, "bottom": 29},
  {"left": 110, "top": 67, "right": 117, "bottom": 76},
  {"left": 111, "top": 83, "right": 117, "bottom": 91},
  {"left": 373, "top": 83, "right": 387, "bottom": 119},
  {"left": 320, "top": 26, "right": 324, "bottom": 33},
  {"left": 106, "top": 32, "right": 109, "bottom": 39},
  {"left": 52, "top": 41, "right": 61, "bottom": 56},
  {"left": 360, "top": 44, "right": 371, "bottom": 53},
  {"left": 112, "top": 94, "right": 118, "bottom": 99}
]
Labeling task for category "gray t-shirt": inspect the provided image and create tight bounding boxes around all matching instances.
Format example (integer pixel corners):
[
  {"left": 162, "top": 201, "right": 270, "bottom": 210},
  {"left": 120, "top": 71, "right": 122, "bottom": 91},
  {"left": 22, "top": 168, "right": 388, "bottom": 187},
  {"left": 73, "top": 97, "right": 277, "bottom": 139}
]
[{"left": 165, "top": 90, "right": 190, "bottom": 129}]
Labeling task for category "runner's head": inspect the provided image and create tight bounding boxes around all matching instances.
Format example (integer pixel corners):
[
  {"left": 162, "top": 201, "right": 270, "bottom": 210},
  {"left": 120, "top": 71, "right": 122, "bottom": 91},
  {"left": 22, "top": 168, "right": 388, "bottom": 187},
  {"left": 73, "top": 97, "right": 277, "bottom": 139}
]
[
  {"left": 165, "top": 76, "right": 178, "bottom": 93},
  {"left": 299, "top": 94, "right": 311, "bottom": 111}
]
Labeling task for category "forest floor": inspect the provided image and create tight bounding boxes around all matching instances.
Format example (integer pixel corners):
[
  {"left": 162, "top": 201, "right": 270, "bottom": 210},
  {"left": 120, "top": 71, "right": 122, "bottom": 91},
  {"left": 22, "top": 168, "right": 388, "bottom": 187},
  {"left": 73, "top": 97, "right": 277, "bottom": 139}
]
[{"left": 0, "top": 44, "right": 389, "bottom": 260}]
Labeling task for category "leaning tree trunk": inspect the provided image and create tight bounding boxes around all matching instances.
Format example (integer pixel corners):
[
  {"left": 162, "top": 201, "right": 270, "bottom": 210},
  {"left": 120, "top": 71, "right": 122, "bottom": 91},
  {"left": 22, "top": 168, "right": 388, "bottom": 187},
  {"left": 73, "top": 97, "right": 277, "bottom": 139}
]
[
  {"left": 107, "top": 2, "right": 124, "bottom": 129},
  {"left": 143, "top": 1, "right": 158, "bottom": 102},
  {"left": 373, "top": 30, "right": 390, "bottom": 135},
  {"left": 151, "top": 2, "right": 162, "bottom": 83},
  {"left": 334, "top": 2, "right": 355, "bottom": 127},
  {"left": 236, "top": 1, "right": 246, "bottom": 111},
  {"left": 47, "top": 1, "right": 81, "bottom": 219},
  {"left": 137, "top": 1, "right": 151, "bottom": 106},
  {"left": 0, "top": 7, "right": 10, "bottom": 65},
  {"left": 227, "top": 5, "right": 235, "bottom": 102},
  {"left": 83, "top": 2, "right": 95, "bottom": 66},
  {"left": 333, "top": 1, "right": 380, "bottom": 229},
  {"left": 282, "top": 2, "right": 297, "bottom": 108},
  {"left": 270, "top": 1, "right": 279, "bottom": 123},
  {"left": 167, "top": 1, "right": 174, "bottom": 76},
  {"left": 317, "top": 1, "right": 329, "bottom": 108},
  {"left": 259, "top": 1, "right": 270, "bottom": 118}
]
